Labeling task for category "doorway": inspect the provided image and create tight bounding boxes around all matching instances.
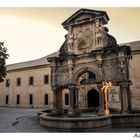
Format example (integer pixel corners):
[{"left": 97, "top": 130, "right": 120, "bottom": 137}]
[{"left": 87, "top": 89, "right": 99, "bottom": 108}]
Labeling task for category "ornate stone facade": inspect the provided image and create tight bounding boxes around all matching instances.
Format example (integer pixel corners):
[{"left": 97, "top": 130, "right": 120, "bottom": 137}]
[{"left": 48, "top": 9, "right": 132, "bottom": 116}]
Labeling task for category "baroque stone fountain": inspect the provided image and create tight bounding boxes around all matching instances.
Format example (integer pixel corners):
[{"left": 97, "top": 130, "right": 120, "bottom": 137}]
[{"left": 39, "top": 9, "right": 140, "bottom": 132}]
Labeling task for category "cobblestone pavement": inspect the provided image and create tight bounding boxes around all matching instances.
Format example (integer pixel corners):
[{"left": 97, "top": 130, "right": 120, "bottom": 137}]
[{"left": 0, "top": 107, "right": 140, "bottom": 133}]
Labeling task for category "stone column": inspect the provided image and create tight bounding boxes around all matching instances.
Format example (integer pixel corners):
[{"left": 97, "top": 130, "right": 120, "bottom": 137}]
[
  {"left": 127, "top": 87, "right": 132, "bottom": 113},
  {"left": 118, "top": 54, "right": 132, "bottom": 114},
  {"left": 119, "top": 81, "right": 131, "bottom": 114},
  {"left": 96, "top": 52, "right": 105, "bottom": 115},
  {"left": 68, "top": 84, "right": 77, "bottom": 117},
  {"left": 51, "top": 86, "right": 59, "bottom": 115},
  {"left": 68, "top": 87, "right": 74, "bottom": 117},
  {"left": 75, "top": 88, "right": 79, "bottom": 108},
  {"left": 57, "top": 88, "right": 63, "bottom": 115},
  {"left": 97, "top": 82, "right": 105, "bottom": 116},
  {"left": 121, "top": 86, "right": 128, "bottom": 113},
  {"left": 74, "top": 87, "right": 80, "bottom": 115}
]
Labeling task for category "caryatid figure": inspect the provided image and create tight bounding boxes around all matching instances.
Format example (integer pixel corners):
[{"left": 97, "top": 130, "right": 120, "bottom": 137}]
[
  {"left": 68, "top": 27, "right": 74, "bottom": 50},
  {"left": 95, "top": 21, "right": 103, "bottom": 46}
]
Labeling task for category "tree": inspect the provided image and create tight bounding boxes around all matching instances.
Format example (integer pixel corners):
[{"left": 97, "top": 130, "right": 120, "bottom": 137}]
[{"left": 0, "top": 42, "right": 9, "bottom": 82}]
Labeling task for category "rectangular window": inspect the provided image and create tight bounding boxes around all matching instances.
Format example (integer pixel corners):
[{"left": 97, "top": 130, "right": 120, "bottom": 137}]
[
  {"left": 65, "top": 94, "right": 69, "bottom": 105},
  {"left": 17, "top": 78, "right": 21, "bottom": 86},
  {"left": 89, "top": 72, "right": 96, "bottom": 80},
  {"left": 44, "top": 75, "right": 49, "bottom": 84},
  {"left": 17, "top": 95, "right": 20, "bottom": 104},
  {"left": 44, "top": 94, "right": 48, "bottom": 105},
  {"left": 29, "top": 94, "right": 33, "bottom": 105},
  {"left": 6, "top": 79, "right": 10, "bottom": 87},
  {"left": 29, "top": 77, "right": 34, "bottom": 85},
  {"left": 5, "top": 95, "right": 9, "bottom": 104}
]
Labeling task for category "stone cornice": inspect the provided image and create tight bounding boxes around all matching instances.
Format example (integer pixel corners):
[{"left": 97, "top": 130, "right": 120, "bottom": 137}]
[{"left": 7, "top": 64, "right": 50, "bottom": 73}]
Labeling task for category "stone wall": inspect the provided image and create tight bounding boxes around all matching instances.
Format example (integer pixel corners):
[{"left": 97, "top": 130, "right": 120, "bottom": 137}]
[
  {"left": 130, "top": 52, "right": 140, "bottom": 111},
  {"left": 122, "top": 41, "right": 140, "bottom": 111}
]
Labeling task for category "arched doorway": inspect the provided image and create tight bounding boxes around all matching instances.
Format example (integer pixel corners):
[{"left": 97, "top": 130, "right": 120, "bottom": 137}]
[{"left": 87, "top": 89, "right": 99, "bottom": 108}]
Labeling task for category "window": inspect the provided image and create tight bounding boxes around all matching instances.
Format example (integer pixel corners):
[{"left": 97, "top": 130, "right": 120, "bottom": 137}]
[
  {"left": 29, "top": 77, "right": 34, "bottom": 85},
  {"left": 17, "top": 78, "right": 21, "bottom": 86},
  {"left": 29, "top": 94, "right": 33, "bottom": 105},
  {"left": 44, "top": 75, "right": 49, "bottom": 84},
  {"left": 89, "top": 72, "right": 96, "bottom": 80},
  {"left": 6, "top": 79, "right": 10, "bottom": 87},
  {"left": 65, "top": 93, "right": 69, "bottom": 105},
  {"left": 44, "top": 94, "right": 48, "bottom": 105},
  {"left": 5, "top": 95, "right": 9, "bottom": 104},
  {"left": 17, "top": 95, "right": 20, "bottom": 104}
]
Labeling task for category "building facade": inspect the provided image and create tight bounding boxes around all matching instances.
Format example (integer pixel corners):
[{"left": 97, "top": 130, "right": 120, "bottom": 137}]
[
  {"left": 0, "top": 9, "right": 140, "bottom": 113},
  {"left": 0, "top": 52, "right": 58, "bottom": 108}
]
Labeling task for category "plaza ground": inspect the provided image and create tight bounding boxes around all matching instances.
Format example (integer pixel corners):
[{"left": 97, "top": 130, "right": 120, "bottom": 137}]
[
  {"left": 0, "top": 107, "right": 140, "bottom": 132},
  {"left": 0, "top": 107, "right": 49, "bottom": 132}
]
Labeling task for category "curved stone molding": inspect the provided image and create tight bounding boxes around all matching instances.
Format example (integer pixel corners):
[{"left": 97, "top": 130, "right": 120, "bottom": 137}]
[
  {"left": 40, "top": 113, "right": 111, "bottom": 131},
  {"left": 39, "top": 113, "right": 140, "bottom": 132}
]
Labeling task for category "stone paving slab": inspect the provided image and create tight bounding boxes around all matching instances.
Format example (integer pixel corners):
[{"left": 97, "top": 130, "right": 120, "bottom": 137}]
[
  {"left": 0, "top": 107, "right": 49, "bottom": 132},
  {"left": 0, "top": 107, "right": 140, "bottom": 132}
]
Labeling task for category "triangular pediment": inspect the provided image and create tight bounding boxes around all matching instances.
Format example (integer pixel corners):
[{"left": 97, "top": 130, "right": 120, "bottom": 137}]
[{"left": 62, "top": 8, "right": 109, "bottom": 30}]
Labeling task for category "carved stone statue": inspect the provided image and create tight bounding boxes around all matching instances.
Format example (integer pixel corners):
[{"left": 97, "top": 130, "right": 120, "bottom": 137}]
[
  {"left": 68, "top": 27, "right": 74, "bottom": 50},
  {"left": 118, "top": 60, "right": 127, "bottom": 80},
  {"left": 95, "top": 21, "right": 103, "bottom": 46}
]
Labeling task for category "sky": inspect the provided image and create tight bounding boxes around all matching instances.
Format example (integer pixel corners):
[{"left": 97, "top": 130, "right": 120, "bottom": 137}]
[{"left": 0, "top": 7, "right": 140, "bottom": 64}]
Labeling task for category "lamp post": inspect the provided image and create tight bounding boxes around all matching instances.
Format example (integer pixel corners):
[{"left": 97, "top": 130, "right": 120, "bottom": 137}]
[{"left": 101, "top": 82, "right": 113, "bottom": 116}]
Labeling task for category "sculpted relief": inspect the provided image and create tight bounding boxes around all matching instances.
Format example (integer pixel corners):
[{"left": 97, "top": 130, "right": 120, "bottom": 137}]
[
  {"left": 74, "top": 24, "right": 93, "bottom": 52},
  {"left": 68, "top": 27, "right": 74, "bottom": 50},
  {"left": 95, "top": 21, "right": 103, "bottom": 46},
  {"left": 68, "top": 24, "right": 93, "bottom": 52},
  {"left": 67, "top": 21, "right": 108, "bottom": 53},
  {"left": 95, "top": 20, "right": 108, "bottom": 47}
]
